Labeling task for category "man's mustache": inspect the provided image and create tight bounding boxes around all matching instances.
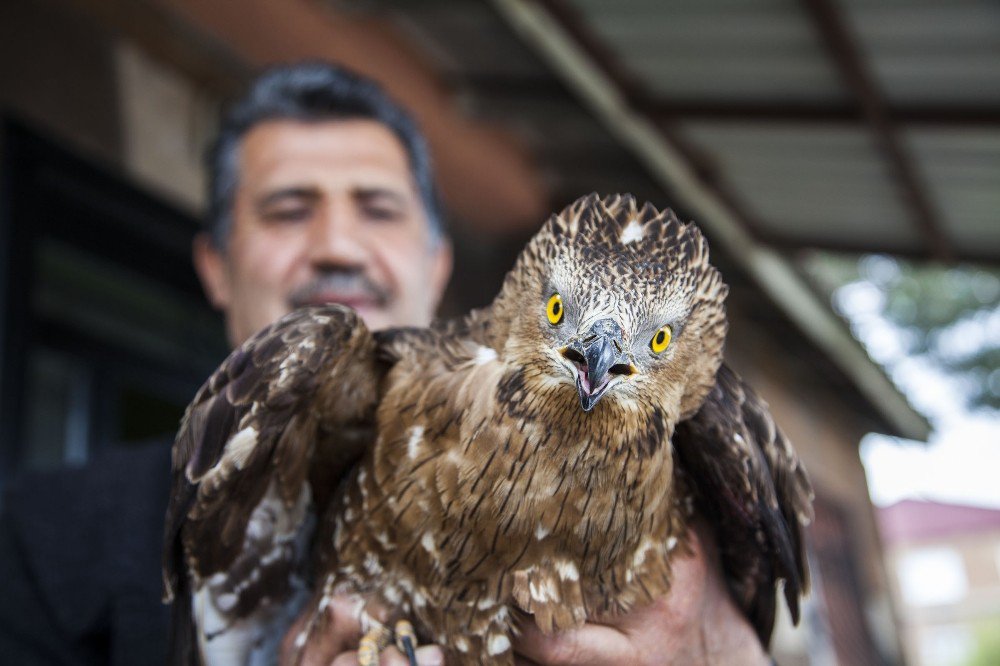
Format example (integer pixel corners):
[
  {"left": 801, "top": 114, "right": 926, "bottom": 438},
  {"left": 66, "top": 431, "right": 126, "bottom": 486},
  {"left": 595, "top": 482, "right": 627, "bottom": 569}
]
[{"left": 288, "top": 271, "right": 391, "bottom": 309}]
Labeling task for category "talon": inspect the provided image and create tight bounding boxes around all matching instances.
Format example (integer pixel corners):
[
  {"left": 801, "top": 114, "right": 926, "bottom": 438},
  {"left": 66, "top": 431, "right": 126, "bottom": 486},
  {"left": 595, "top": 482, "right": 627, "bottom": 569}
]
[{"left": 395, "top": 620, "right": 418, "bottom": 666}]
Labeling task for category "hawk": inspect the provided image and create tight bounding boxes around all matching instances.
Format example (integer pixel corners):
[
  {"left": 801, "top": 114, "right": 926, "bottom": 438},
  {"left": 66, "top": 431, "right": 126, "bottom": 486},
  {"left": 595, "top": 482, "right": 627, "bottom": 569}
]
[{"left": 163, "top": 193, "right": 813, "bottom": 665}]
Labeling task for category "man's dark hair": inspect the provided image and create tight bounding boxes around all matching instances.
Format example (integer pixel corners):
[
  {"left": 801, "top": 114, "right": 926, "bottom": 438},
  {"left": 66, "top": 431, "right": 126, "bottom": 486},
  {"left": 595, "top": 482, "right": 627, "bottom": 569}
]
[{"left": 206, "top": 62, "right": 444, "bottom": 248}]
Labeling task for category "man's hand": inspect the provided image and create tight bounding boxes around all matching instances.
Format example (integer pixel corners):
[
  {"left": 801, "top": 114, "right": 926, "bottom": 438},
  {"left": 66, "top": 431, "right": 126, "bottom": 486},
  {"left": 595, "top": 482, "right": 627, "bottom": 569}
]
[
  {"left": 280, "top": 520, "right": 767, "bottom": 665},
  {"left": 277, "top": 595, "right": 444, "bottom": 666},
  {"left": 513, "top": 520, "right": 769, "bottom": 665}
]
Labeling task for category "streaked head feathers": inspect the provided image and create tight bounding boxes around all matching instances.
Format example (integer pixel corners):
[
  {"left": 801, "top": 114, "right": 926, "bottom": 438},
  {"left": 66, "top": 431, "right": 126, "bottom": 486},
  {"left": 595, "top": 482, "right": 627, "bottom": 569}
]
[{"left": 495, "top": 193, "right": 730, "bottom": 420}]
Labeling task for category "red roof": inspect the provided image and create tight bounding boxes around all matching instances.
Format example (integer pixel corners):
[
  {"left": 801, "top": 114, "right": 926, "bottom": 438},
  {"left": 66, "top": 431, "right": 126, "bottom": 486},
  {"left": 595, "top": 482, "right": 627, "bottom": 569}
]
[{"left": 878, "top": 499, "right": 1000, "bottom": 545}]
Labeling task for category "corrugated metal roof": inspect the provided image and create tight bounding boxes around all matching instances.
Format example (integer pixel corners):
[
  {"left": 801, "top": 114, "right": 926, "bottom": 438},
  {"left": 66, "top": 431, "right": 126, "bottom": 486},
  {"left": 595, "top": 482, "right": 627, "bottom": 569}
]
[
  {"left": 394, "top": 0, "right": 997, "bottom": 249},
  {"left": 906, "top": 128, "right": 1000, "bottom": 257},
  {"left": 682, "top": 123, "right": 922, "bottom": 249},
  {"left": 390, "top": 0, "right": 1000, "bottom": 262},
  {"left": 844, "top": 0, "right": 1000, "bottom": 105},
  {"left": 578, "top": 0, "right": 847, "bottom": 102},
  {"left": 553, "top": 0, "right": 1000, "bottom": 264}
]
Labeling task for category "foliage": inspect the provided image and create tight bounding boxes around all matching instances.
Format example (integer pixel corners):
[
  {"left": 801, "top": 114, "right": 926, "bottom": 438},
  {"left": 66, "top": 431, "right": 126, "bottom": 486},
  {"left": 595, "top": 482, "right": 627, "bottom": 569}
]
[
  {"left": 964, "top": 620, "right": 1000, "bottom": 666},
  {"left": 806, "top": 254, "right": 1000, "bottom": 412}
]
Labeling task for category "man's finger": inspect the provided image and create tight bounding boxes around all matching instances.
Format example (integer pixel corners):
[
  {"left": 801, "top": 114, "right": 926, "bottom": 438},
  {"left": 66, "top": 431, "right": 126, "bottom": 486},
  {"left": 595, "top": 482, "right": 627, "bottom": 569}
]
[
  {"left": 329, "top": 645, "right": 445, "bottom": 666},
  {"left": 383, "top": 645, "right": 446, "bottom": 666},
  {"left": 330, "top": 650, "right": 359, "bottom": 666},
  {"left": 514, "top": 622, "right": 632, "bottom": 666},
  {"left": 279, "top": 595, "right": 364, "bottom": 666}
]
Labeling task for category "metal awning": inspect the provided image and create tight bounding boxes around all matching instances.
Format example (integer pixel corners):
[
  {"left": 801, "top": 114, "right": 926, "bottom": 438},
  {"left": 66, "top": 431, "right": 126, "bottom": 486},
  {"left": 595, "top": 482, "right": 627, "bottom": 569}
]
[
  {"left": 516, "top": 0, "right": 1000, "bottom": 264},
  {"left": 386, "top": 0, "right": 1000, "bottom": 440}
]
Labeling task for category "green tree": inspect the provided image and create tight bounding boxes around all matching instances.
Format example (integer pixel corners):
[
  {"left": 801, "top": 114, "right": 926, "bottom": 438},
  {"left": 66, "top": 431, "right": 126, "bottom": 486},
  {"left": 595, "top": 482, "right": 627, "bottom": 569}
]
[{"left": 807, "top": 254, "right": 1000, "bottom": 412}]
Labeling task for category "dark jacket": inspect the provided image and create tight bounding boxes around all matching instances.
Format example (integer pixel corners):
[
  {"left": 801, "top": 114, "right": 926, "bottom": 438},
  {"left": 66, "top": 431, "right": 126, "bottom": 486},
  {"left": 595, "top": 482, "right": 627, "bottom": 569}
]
[{"left": 0, "top": 442, "right": 172, "bottom": 665}]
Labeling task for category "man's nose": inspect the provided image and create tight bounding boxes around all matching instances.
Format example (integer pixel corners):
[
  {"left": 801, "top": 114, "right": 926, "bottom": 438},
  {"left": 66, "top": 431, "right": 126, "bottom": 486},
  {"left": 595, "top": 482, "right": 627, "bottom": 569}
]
[{"left": 307, "top": 199, "right": 369, "bottom": 268}]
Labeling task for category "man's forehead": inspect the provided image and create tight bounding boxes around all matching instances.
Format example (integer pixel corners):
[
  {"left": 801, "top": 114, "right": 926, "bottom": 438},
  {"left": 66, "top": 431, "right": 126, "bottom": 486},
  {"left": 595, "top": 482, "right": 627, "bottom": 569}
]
[{"left": 239, "top": 118, "right": 416, "bottom": 194}]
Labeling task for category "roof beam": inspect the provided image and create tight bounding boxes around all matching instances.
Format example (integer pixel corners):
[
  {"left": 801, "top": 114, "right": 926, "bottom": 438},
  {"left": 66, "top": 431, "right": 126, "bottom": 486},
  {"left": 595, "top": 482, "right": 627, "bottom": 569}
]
[
  {"left": 455, "top": 75, "right": 1000, "bottom": 127},
  {"left": 492, "top": 0, "right": 930, "bottom": 441},
  {"left": 800, "top": 0, "right": 953, "bottom": 262},
  {"left": 646, "top": 100, "right": 1000, "bottom": 128},
  {"left": 762, "top": 233, "right": 1000, "bottom": 267}
]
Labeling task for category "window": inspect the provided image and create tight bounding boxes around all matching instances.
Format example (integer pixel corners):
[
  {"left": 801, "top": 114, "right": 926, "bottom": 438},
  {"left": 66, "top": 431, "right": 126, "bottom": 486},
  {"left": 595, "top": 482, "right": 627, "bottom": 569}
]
[
  {"left": 897, "top": 547, "right": 968, "bottom": 606},
  {"left": 0, "top": 120, "right": 226, "bottom": 485},
  {"left": 918, "top": 624, "right": 973, "bottom": 666}
]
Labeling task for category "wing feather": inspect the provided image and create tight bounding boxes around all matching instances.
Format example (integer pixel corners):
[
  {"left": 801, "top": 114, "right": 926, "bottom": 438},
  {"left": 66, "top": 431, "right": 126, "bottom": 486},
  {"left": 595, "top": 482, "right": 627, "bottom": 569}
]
[
  {"left": 672, "top": 363, "right": 813, "bottom": 647},
  {"left": 162, "top": 305, "right": 387, "bottom": 665}
]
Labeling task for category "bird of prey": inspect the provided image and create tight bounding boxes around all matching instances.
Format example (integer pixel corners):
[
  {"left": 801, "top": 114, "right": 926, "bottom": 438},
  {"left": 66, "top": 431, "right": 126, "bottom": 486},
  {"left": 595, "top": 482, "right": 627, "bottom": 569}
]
[{"left": 163, "top": 193, "right": 813, "bottom": 665}]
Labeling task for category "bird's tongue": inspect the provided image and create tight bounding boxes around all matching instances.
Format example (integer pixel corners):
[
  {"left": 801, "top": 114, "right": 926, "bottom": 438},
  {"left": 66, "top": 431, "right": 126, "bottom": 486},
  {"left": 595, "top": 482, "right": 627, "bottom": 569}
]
[{"left": 578, "top": 366, "right": 609, "bottom": 396}]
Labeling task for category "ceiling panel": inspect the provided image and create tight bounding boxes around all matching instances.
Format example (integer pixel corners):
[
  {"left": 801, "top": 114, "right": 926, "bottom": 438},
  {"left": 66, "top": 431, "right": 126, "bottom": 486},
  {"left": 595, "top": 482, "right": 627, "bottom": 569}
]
[
  {"left": 572, "top": 0, "right": 846, "bottom": 102},
  {"left": 843, "top": 0, "right": 1000, "bottom": 104},
  {"left": 682, "top": 122, "right": 921, "bottom": 248},
  {"left": 907, "top": 128, "right": 1000, "bottom": 257}
]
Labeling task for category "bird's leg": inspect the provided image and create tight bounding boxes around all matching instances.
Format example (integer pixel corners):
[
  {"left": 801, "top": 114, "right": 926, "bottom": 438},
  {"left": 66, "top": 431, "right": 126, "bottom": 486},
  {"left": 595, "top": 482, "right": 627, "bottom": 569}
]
[
  {"left": 395, "top": 620, "right": 419, "bottom": 666},
  {"left": 357, "top": 619, "right": 419, "bottom": 666},
  {"left": 358, "top": 620, "right": 391, "bottom": 666}
]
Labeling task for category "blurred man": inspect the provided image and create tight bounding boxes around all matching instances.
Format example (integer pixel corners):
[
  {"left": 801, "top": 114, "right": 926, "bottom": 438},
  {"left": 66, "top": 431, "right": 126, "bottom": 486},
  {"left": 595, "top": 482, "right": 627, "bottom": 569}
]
[
  {"left": 193, "top": 64, "right": 452, "bottom": 348},
  {"left": 0, "top": 63, "right": 767, "bottom": 666}
]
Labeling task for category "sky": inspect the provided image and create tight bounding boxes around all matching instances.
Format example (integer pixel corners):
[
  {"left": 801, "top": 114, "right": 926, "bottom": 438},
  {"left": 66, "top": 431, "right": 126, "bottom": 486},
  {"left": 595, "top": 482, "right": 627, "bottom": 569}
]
[{"left": 834, "top": 277, "right": 1000, "bottom": 510}]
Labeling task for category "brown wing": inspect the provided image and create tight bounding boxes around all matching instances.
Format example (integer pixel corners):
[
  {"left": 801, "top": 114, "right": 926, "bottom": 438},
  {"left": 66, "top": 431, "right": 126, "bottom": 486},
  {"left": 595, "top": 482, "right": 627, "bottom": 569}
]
[
  {"left": 162, "top": 305, "right": 386, "bottom": 664},
  {"left": 672, "top": 363, "right": 814, "bottom": 648}
]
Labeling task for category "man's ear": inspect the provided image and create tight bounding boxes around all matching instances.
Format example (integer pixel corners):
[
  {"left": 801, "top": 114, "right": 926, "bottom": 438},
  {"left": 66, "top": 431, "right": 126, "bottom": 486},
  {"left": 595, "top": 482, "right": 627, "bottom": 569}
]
[
  {"left": 192, "top": 233, "right": 231, "bottom": 310},
  {"left": 429, "top": 238, "right": 453, "bottom": 311}
]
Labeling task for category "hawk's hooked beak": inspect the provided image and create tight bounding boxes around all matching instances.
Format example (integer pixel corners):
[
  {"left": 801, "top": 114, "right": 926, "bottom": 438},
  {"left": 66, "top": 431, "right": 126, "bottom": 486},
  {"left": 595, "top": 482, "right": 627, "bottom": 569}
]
[{"left": 561, "top": 318, "right": 636, "bottom": 412}]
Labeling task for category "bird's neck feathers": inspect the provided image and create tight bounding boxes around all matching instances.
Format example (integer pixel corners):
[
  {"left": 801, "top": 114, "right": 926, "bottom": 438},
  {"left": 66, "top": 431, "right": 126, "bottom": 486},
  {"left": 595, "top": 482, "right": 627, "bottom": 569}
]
[
  {"left": 495, "top": 362, "right": 677, "bottom": 458},
  {"left": 466, "top": 363, "right": 680, "bottom": 566}
]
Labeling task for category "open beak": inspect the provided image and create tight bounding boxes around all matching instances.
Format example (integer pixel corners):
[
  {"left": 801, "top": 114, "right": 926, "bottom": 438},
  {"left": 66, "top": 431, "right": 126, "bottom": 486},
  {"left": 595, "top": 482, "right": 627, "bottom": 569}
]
[{"left": 561, "top": 318, "right": 636, "bottom": 412}]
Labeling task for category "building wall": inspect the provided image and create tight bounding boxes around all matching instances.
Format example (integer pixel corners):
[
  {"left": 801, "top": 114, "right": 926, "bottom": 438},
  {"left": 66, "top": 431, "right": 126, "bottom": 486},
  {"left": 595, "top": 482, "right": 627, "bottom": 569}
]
[
  {"left": 0, "top": 0, "right": 122, "bottom": 164},
  {"left": 885, "top": 527, "right": 1000, "bottom": 666},
  {"left": 114, "top": 42, "right": 217, "bottom": 213},
  {"left": 0, "top": 0, "right": 222, "bottom": 216}
]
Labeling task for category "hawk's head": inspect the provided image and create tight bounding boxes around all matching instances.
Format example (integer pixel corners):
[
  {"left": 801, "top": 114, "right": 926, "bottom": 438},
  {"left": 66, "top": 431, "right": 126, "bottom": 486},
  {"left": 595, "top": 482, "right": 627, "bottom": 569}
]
[{"left": 495, "top": 193, "right": 729, "bottom": 426}]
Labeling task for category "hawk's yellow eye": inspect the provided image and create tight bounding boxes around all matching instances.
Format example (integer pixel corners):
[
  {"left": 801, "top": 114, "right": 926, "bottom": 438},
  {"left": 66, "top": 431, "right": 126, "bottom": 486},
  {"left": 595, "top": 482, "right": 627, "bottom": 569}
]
[
  {"left": 546, "top": 293, "right": 564, "bottom": 325},
  {"left": 650, "top": 325, "right": 672, "bottom": 353}
]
